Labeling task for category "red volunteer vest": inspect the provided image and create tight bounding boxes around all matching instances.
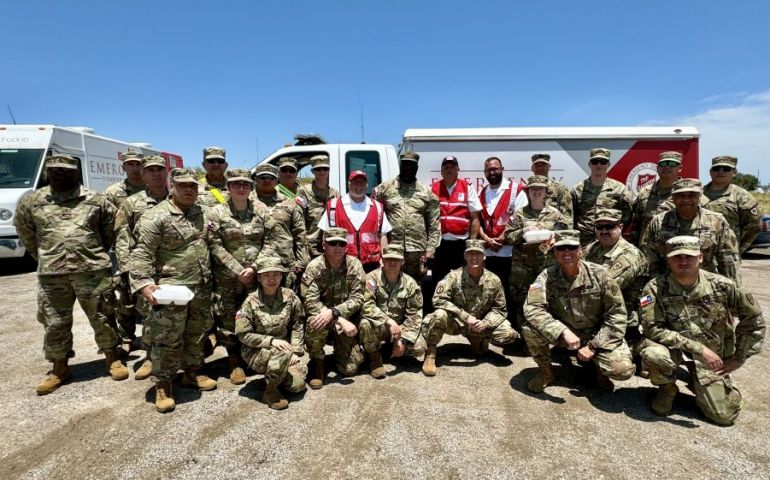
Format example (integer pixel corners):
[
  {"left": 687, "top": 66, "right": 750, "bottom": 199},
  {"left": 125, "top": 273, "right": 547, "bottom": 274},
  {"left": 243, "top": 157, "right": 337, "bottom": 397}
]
[
  {"left": 325, "top": 197, "right": 384, "bottom": 264},
  {"left": 479, "top": 182, "right": 514, "bottom": 237},
  {"left": 432, "top": 179, "right": 471, "bottom": 236}
]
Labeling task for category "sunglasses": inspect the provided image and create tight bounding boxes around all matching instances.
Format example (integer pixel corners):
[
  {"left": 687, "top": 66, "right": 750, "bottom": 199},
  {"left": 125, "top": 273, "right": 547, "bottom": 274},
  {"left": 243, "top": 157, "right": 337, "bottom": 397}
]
[
  {"left": 314, "top": 167, "right": 330, "bottom": 172},
  {"left": 228, "top": 181, "right": 252, "bottom": 189},
  {"left": 658, "top": 161, "right": 680, "bottom": 168},
  {"left": 256, "top": 175, "right": 276, "bottom": 181},
  {"left": 279, "top": 167, "right": 297, "bottom": 173},
  {"left": 711, "top": 166, "right": 734, "bottom": 173},
  {"left": 554, "top": 245, "right": 579, "bottom": 251},
  {"left": 326, "top": 240, "right": 347, "bottom": 247},
  {"left": 595, "top": 223, "right": 618, "bottom": 231},
  {"left": 589, "top": 159, "right": 610, "bottom": 165},
  {"left": 205, "top": 159, "right": 226, "bottom": 164}
]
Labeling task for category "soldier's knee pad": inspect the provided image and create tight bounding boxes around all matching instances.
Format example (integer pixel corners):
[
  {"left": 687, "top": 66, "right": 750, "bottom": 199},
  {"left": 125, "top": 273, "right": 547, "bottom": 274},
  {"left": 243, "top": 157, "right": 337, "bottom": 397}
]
[
  {"left": 607, "top": 359, "right": 636, "bottom": 381},
  {"left": 697, "top": 383, "right": 742, "bottom": 426},
  {"left": 639, "top": 345, "right": 675, "bottom": 371}
]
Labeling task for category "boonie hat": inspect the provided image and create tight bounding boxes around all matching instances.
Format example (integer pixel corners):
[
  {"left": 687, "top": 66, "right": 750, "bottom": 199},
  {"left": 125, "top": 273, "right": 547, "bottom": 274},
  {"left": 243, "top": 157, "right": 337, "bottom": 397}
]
[
  {"left": 142, "top": 155, "right": 166, "bottom": 169},
  {"left": 170, "top": 167, "right": 200, "bottom": 184},
  {"left": 658, "top": 151, "right": 683, "bottom": 165},
  {"left": 324, "top": 227, "right": 348, "bottom": 243},
  {"left": 256, "top": 256, "right": 286, "bottom": 274},
  {"left": 253, "top": 163, "right": 278, "bottom": 179},
  {"left": 589, "top": 148, "right": 611, "bottom": 161},
  {"left": 711, "top": 155, "right": 737, "bottom": 169},
  {"left": 381, "top": 244, "right": 405, "bottom": 260},
  {"left": 204, "top": 147, "right": 226, "bottom": 161},
  {"left": 348, "top": 170, "right": 367, "bottom": 181},
  {"left": 399, "top": 151, "right": 420, "bottom": 163},
  {"left": 310, "top": 155, "right": 330, "bottom": 170},
  {"left": 531, "top": 153, "right": 551, "bottom": 164},
  {"left": 672, "top": 178, "right": 702, "bottom": 194},
  {"left": 666, "top": 235, "right": 701, "bottom": 257},
  {"left": 526, "top": 175, "right": 549, "bottom": 189},
  {"left": 46, "top": 154, "right": 79, "bottom": 170},
  {"left": 226, "top": 169, "right": 253, "bottom": 184},
  {"left": 553, "top": 230, "right": 581, "bottom": 247},
  {"left": 595, "top": 208, "right": 622, "bottom": 223},
  {"left": 465, "top": 239, "right": 486, "bottom": 253}
]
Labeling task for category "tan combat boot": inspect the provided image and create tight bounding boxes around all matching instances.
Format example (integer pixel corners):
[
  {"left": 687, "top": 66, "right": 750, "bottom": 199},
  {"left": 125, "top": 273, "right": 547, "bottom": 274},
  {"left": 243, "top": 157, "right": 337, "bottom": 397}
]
[
  {"left": 227, "top": 348, "right": 246, "bottom": 385},
  {"left": 308, "top": 359, "right": 325, "bottom": 390},
  {"left": 105, "top": 349, "right": 129, "bottom": 381},
  {"left": 527, "top": 361, "right": 555, "bottom": 393},
  {"left": 263, "top": 382, "right": 289, "bottom": 410},
  {"left": 468, "top": 337, "right": 489, "bottom": 355},
  {"left": 155, "top": 381, "right": 175, "bottom": 413},
  {"left": 134, "top": 358, "right": 153, "bottom": 381},
  {"left": 422, "top": 346, "right": 437, "bottom": 377},
  {"left": 180, "top": 371, "right": 218, "bottom": 391},
  {"left": 367, "top": 350, "right": 386, "bottom": 379},
  {"left": 651, "top": 383, "right": 679, "bottom": 416},
  {"left": 36, "top": 358, "right": 72, "bottom": 395}
]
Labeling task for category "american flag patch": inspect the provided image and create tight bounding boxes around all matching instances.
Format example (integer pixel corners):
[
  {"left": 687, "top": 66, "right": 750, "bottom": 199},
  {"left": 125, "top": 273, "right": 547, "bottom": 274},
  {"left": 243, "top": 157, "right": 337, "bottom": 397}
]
[
  {"left": 529, "top": 281, "right": 543, "bottom": 291},
  {"left": 367, "top": 278, "right": 377, "bottom": 292},
  {"left": 639, "top": 295, "right": 654, "bottom": 307}
]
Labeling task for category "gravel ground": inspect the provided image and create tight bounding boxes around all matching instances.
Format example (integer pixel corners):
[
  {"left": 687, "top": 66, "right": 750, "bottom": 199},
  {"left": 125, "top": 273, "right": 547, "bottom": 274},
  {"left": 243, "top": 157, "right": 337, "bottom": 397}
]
[{"left": 1, "top": 251, "right": 769, "bottom": 480}]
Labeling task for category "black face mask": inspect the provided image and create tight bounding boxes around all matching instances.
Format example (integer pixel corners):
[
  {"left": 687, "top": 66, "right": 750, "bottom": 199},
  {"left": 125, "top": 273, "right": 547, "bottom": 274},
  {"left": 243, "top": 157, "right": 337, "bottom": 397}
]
[{"left": 399, "top": 162, "right": 418, "bottom": 182}]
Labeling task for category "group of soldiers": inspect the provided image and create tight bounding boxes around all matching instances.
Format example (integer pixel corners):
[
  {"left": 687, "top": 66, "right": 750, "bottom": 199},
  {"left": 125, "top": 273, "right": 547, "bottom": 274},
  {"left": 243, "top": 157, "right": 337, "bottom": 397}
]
[{"left": 13, "top": 145, "right": 764, "bottom": 425}]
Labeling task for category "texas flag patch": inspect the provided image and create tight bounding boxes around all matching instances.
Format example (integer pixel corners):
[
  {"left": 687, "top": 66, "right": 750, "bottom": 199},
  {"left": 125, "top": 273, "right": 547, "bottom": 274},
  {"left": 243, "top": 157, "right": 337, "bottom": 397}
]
[
  {"left": 639, "top": 294, "right": 654, "bottom": 307},
  {"left": 295, "top": 196, "right": 308, "bottom": 208},
  {"left": 367, "top": 278, "right": 377, "bottom": 292},
  {"left": 529, "top": 281, "right": 543, "bottom": 291}
]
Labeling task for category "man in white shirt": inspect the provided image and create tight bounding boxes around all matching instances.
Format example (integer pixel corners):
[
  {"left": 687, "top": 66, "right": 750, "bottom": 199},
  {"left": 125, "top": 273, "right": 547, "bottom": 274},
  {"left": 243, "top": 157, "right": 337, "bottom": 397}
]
[{"left": 318, "top": 170, "right": 392, "bottom": 273}]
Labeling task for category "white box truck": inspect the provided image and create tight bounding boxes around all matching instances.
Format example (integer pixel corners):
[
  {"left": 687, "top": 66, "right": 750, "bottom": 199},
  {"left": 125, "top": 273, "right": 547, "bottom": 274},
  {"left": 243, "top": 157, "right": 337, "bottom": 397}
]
[
  {"left": 255, "top": 126, "right": 699, "bottom": 196},
  {"left": 0, "top": 125, "right": 184, "bottom": 258}
]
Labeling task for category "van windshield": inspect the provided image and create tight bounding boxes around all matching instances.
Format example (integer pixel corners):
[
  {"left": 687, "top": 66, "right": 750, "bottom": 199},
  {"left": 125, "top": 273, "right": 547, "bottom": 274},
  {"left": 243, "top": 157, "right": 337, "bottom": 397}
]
[{"left": 0, "top": 149, "right": 44, "bottom": 188}]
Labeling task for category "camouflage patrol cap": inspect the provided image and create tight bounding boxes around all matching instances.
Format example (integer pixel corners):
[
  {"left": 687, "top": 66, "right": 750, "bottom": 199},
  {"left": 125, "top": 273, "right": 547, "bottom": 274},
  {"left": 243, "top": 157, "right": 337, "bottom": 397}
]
[
  {"left": 666, "top": 235, "right": 701, "bottom": 257},
  {"left": 203, "top": 146, "right": 226, "bottom": 161},
  {"left": 526, "top": 175, "right": 549, "bottom": 189},
  {"left": 553, "top": 229, "right": 581, "bottom": 247},
  {"left": 399, "top": 151, "right": 420, "bottom": 163},
  {"left": 465, "top": 239, "right": 486, "bottom": 253},
  {"left": 672, "top": 178, "right": 702, "bottom": 195},
  {"left": 256, "top": 256, "right": 286, "bottom": 273},
  {"left": 253, "top": 163, "right": 278, "bottom": 179},
  {"left": 142, "top": 155, "right": 166, "bottom": 169},
  {"left": 277, "top": 157, "right": 298, "bottom": 171},
  {"left": 531, "top": 153, "right": 551, "bottom": 164},
  {"left": 381, "top": 244, "right": 405, "bottom": 260},
  {"left": 46, "top": 154, "right": 79, "bottom": 170},
  {"left": 324, "top": 227, "right": 348, "bottom": 243},
  {"left": 711, "top": 155, "right": 737, "bottom": 169},
  {"left": 169, "top": 167, "right": 200, "bottom": 184},
  {"left": 595, "top": 208, "right": 622, "bottom": 223},
  {"left": 120, "top": 150, "right": 143, "bottom": 163},
  {"left": 589, "top": 148, "right": 611, "bottom": 161},
  {"left": 310, "top": 154, "right": 330, "bottom": 170},
  {"left": 658, "top": 151, "right": 683, "bottom": 164},
  {"left": 226, "top": 169, "right": 253, "bottom": 184}
]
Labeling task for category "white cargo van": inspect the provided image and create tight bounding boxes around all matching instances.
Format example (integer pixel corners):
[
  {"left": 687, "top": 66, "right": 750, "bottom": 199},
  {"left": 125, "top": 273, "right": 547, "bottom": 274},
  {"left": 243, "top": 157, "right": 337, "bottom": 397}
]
[
  {"left": 0, "top": 125, "right": 184, "bottom": 258},
  {"left": 255, "top": 126, "right": 699, "bottom": 196}
]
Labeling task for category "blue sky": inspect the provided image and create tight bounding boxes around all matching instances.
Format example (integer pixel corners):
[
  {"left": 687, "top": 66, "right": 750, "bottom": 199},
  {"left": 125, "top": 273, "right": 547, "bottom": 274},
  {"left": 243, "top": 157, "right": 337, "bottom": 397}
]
[{"left": 3, "top": 1, "right": 769, "bottom": 181}]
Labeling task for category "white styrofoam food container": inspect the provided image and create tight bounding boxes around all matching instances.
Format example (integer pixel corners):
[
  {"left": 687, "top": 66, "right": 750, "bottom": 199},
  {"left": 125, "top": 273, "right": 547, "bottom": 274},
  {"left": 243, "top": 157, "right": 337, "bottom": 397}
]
[
  {"left": 153, "top": 285, "right": 194, "bottom": 305},
  {"left": 523, "top": 229, "right": 553, "bottom": 244}
]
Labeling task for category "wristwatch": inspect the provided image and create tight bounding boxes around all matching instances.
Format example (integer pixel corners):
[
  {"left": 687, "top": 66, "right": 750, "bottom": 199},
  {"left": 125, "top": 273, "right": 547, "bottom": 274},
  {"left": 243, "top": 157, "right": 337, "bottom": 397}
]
[{"left": 332, "top": 307, "right": 340, "bottom": 320}]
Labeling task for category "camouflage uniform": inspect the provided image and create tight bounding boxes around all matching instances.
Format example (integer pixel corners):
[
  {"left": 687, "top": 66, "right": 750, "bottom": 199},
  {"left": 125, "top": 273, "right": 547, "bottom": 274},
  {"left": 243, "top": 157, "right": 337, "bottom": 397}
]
[
  {"left": 640, "top": 180, "right": 741, "bottom": 283},
  {"left": 296, "top": 175, "right": 339, "bottom": 258},
  {"left": 130, "top": 190, "right": 213, "bottom": 382},
  {"left": 198, "top": 176, "right": 229, "bottom": 207},
  {"left": 545, "top": 178, "right": 573, "bottom": 225},
  {"left": 372, "top": 156, "right": 441, "bottom": 281},
  {"left": 301, "top": 250, "right": 367, "bottom": 375},
  {"left": 236, "top": 282, "right": 306, "bottom": 392},
  {"left": 256, "top": 190, "right": 309, "bottom": 288},
  {"left": 359, "top": 264, "right": 426, "bottom": 358},
  {"left": 523, "top": 248, "right": 635, "bottom": 381},
  {"left": 640, "top": 237, "right": 765, "bottom": 425},
  {"left": 504, "top": 201, "right": 568, "bottom": 330},
  {"left": 571, "top": 177, "right": 633, "bottom": 246},
  {"left": 276, "top": 156, "right": 300, "bottom": 200},
  {"left": 14, "top": 162, "right": 120, "bottom": 361}
]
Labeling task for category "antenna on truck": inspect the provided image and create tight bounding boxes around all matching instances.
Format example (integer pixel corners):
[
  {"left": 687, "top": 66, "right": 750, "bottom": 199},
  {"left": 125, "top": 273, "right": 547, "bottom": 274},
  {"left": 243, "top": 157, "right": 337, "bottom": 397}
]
[
  {"left": 357, "top": 78, "right": 366, "bottom": 144},
  {"left": 6, "top": 105, "right": 17, "bottom": 125}
]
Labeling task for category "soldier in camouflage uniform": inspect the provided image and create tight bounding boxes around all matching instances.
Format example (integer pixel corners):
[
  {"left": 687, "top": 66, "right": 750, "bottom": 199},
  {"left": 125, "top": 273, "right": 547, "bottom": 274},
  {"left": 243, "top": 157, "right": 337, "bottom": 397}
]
[
  {"left": 236, "top": 256, "right": 307, "bottom": 410},
  {"left": 114, "top": 155, "right": 169, "bottom": 379},
  {"left": 359, "top": 244, "right": 426, "bottom": 379},
  {"left": 703, "top": 155, "right": 762, "bottom": 254},
  {"left": 372, "top": 151, "right": 441, "bottom": 282},
  {"left": 583, "top": 208, "right": 647, "bottom": 349},
  {"left": 130, "top": 168, "right": 218, "bottom": 413},
  {"left": 104, "top": 150, "right": 146, "bottom": 208},
  {"left": 208, "top": 169, "right": 273, "bottom": 385},
  {"left": 504, "top": 175, "right": 569, "bottom": 331},
  {"left": 301, "top": 228, "right": 367, "bottom": 389},
  {"left": 570, "top": 148, "right": 633, "bottom": 246},
  {"left": 639, "top": 236, "right": 765, "bottom": 425},
  {"left": 197, "top": 146, "right": 229, "bottom": 207},
  {"left": 276, "top": 156, "right": 300, "bottom": 199},
  {"left": 632, "top": 151, "right": 683, "bottom": 244},
  {"left": 14, "top": 155, "right": 127, "bottom": 395},
  {"left": 523, "top": 230, "right": 635, "bottom": 393},
  {"left": 641, "top": 178, "right": 741, "bottom": 284},
  {"left": 422, "top": 239, "right": 518, "bottom": 376},
  {"left": 530, "top": 153, "right": 573, "bottom": 224},
  {"left": 295, "top": 154, "right": 340, "bottom": 258},
  {"left": 253, "top": 163, "right": 309, "bottom": 288}
]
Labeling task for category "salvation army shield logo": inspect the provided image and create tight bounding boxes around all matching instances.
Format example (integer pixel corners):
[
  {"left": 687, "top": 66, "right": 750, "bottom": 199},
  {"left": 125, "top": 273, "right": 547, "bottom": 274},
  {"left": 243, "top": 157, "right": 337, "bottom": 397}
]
[{"left": 626, "top": 162, "right": 658, "bottom": 195}]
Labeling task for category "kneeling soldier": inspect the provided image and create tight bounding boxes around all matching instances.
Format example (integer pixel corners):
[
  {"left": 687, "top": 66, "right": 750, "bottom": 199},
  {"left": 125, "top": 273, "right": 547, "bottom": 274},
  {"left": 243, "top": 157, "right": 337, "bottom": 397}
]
[
  {"left": 236, "top": 257, "right": 306, "bottom": 410},
  {"left": 359, "top": 244, "right": 426, "bottom": 378},
  {"left": 422, "top": 239, "right": 518, "bottom": 376},
  {"left": 639, "top": 236, "right": 764, "bottom": 425}
]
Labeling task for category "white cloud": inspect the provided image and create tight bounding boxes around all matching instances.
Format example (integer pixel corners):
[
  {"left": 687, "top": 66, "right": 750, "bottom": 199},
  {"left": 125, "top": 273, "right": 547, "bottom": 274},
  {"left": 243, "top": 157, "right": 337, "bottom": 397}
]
[{"left": 670, "top": 90, "right": 770, "bottom": 183}]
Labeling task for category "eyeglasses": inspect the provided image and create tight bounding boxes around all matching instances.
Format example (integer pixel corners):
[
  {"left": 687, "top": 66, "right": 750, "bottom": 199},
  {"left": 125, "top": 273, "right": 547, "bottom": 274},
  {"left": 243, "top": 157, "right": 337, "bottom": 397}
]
[
  {"left": 710, "top": 166, "right": 734, "bottom": 173},
  {"left": 589, "top": 159, "right": 610, "bottom": 166},
  {"left": 256, "top": 175, "right": 276, "bottom": 181},
  {"left": 554, "top": 245, "right": 579, "bottom": 251},
  {"left": 314, "top": 167, "right": 330, "bottom": 172},
  {"left": 205, "top": 159, "right": 226, "bottom": 164},
  {"left": 326, "top": 240, "right": 347, "bottom": 247},
  {"left": 595, "top": 223, "right": 618, "bottom": 231},
  {"left": 228, "top": 181, "right": 252, "bottom": 189},
  {"left": 279, "top": 167, "right": 297, "bottom": 173},
  {"left": 658, "top": 161, "right": 680, "bottom": 168}
]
